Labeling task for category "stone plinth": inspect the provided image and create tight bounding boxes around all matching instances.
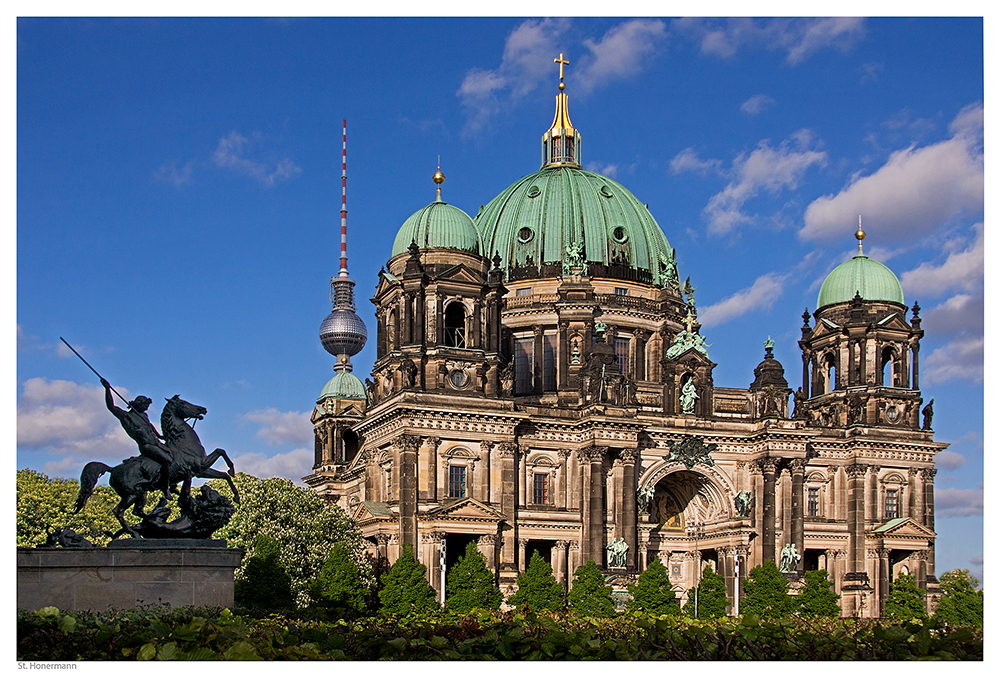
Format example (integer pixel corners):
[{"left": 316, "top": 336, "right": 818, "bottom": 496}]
[{"left": 17, "top": 540, "right": 244, "bottom": 612}]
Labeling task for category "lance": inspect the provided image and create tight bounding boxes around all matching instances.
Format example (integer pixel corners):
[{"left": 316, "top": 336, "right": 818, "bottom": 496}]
[{"left": 60, "top": 337, "right": 131, "bottom": 406}]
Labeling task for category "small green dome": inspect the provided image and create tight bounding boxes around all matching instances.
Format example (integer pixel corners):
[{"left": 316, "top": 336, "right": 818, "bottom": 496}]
[
  {"left": 318, "top": 371, "right": 367, "bottom": 403},
  {"left": 817, "top": 254, "right": 904, "bottom": 308},
  {"left": 473, "top": 165, "right": 676, "bottom": 287},
  {"left": 391, "top": 200, "right": 482, "bottom": 257}
]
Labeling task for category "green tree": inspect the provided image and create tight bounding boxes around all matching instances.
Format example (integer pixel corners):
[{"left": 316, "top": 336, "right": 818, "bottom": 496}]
[
  {"left": 794, "top": 569, "right": 841, "bottom": 617},
  {"left": 17, "top": 468, "right": 123, "bottom": 547},
  {"left": 627, "top": 558, "right": 681, "bottom": 615},
  {"left": 311, "top": 543, "right": 368, "bottom": 619},
  {"left": 884, "top": 573, "right": 927, "bottom": 621},
  {"left": 235, "top": 533, "right": 294, "bottom": 610},
  {"left": 445, "top": 541, "right": 502, "bottom": 613},
  {"left": 208, "top": 472, "right": 367, "bottom": 608},
  {"left": 568, "top": 560, "right": 616, "bottom": 617},
  {"left": 933, "top": 569, "right": 983, "bottom": 627},
  {"left": 682, "top": 565, "right": 729, "bottom": 619},
  {"left": 378, "top": 544, "right": 439, "bottom": 616},
  {"left": 508, "top": 551, "right": 564, "bottom": 612},
  {"left": 742, "top": 560, "right": 792, "bottom": 619}
]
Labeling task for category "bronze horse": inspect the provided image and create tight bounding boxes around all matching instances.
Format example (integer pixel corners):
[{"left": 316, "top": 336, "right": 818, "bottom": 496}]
[{"left": 74, "top": 395, "right": 240, "bottom": 538}]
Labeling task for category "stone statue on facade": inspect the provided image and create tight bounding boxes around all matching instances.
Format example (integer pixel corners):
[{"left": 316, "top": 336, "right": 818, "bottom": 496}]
[
  {"left": 734, "top": 490, "right": 753, "bottom": 518},
  {"left": 637, "top": 484, "right": 656, "bottom": 513},
  {"left": 680, "top": 378, "right": 699, "bottom": 414},
  {"left": 792, "top": 388, "right": 806, "bottom": 418},
  {"left": 778, "top": 543, "right": 800, "bottom": 573},
  {"left": 499, "top": 361, "right": 515, "bottom": 396},
  {"left": 922, "top": 398, "right": 934, "bottom": 430},
  {"left": 399, "top": 357, "right": 418, "bottom": 389},
  {"left": 564, "top": 241, "right": 587, "bottom": 276},
  {"left": 607, "top": 537, "right": 628, "bottom": 569}
]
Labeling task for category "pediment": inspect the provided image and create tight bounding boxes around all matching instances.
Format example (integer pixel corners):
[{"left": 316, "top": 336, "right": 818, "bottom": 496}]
[
  {"left": 876, "top": 313, "right": 911, "bottom": 331},
  {"left": 352, "top": 500, "right": 396, "bottom": 522},
  {"left": 434, "top": 263, "right": 486, "bottom": 286},
  {"left": 869, "top": 517, "right": 936, "bottom": 540},
  {"left": 663, "top": 346, "right": 715, "bottom": 368},
  {"left": 425, "top": 497, "right": 505, "bottom": 522},
  {"left": 373, "top": 273, "right": 401, "bottom": 298}
]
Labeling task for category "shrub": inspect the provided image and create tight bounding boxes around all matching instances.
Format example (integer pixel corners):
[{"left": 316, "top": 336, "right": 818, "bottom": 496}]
[
  {"left": 235, "top": 534, "right": 293, "bottom": 610},
  {"left": 310, "top": 543, "right": 368, "bottom": 619},
  {"left": 378, "top": 544, "right": 439, "bottom": 616},
  {"left": 16, "top": 468, "right": 121, "bottom": 546},
  {"left": 933, "top": 569, "right": 983, "bottom": 627},
  {"left": 795, "top": 569, "right": 841, "bottom": 617},
  {"left": 445, "top": 541, "right": 502, "bottom": 613},
  {"left": 508, "top": 551, "right": 564, "bottom": 612},
  {"left": 627, "top": 557, "right": 681, "bottom": 615},
  {"left": 741, "top": 560, "right": 792, "bottom": 619},
  {"left": 569, "top": 560, "right": 615, "bottom": 617},
  {"left": 884, "top": 573, "right": 927, "bottom": 621},
  {"left": 682, "top": 565, "right": 729, "bottom": 619}
]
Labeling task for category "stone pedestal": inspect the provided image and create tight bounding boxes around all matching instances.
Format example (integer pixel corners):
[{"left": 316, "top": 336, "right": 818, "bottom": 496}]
[{"left": 17, "top": 540, "right": 244, "bottom": 612}]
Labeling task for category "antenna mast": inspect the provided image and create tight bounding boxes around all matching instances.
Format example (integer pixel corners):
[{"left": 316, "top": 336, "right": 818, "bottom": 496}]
[{"left": 339, "top": 119, "right": 349, "bottom": 278}]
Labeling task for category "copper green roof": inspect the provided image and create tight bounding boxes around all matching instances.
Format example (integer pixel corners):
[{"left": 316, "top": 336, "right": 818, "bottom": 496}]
[
  {"left": 318, "top": 371, "right": 367, "bottom": 403},
  {"left": 391, "top": 200, "right": 482, "bottom": 257},
  {"left": 473, "top": 165, "right": 676, "bottom": 287},
  {"left": 817, "top": 254, "right": 904, "bottom": 308}
]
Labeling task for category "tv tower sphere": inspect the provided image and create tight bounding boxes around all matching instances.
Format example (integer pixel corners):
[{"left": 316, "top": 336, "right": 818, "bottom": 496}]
[{"left": 319, "top": 278, "right": 367, "bottom": 359}]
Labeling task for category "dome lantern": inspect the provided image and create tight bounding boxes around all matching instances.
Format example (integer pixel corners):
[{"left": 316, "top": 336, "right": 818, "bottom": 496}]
[{"left": 541, "top": 53, "right": 582, "bottom": 168}]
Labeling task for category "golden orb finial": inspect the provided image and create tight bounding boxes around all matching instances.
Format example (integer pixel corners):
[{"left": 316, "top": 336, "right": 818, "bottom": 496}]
[
  {"left": 433, "top": 162, "right": 445, "bottom": 201},
  {"left": 855, "top": 215, "right": 866, "bottom": 255}
]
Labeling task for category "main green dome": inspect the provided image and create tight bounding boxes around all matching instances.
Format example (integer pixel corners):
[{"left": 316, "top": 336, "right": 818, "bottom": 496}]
[
  {"left": 474, "top": 165, "right": 676, "bottom": 287},
  {"left": 391, "top": 172, "right": 481, "bottom": 258},
  {"left": 817, "top": 254, "right": 904, "bottom": 308}
]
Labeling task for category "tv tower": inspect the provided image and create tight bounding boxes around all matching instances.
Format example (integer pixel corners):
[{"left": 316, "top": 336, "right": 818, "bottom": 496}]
[{"left": 319, "top": 120, "right": 367, "bottom": 373}]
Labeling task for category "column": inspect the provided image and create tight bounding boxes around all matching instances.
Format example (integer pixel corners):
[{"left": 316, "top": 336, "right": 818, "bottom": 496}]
[
  {"left": 845, "top": 464, "right": 868, "bottom": 574},
  {"left": 558, "top": 449, "right": 570, "bottom": 509},
  {"left": 568, "top": 541, "right": 581, "bottom": 589},
  {"left": 876, "top": 547, "right": 890, "bottom": 617},
  {"left": 801, "top": 350, "right": 811, "bottom": 400},
  {"left": 921, "top": 468, "right": 937, "bottom": 575},
  {"left": 425, "top": 436, "right": 440, "bottom": 502},
  {"left": 577, "top": 449, "right": 593, "bottom": 564},
  {"left": 472, "top": 299, "right": 482, "bottom": 349},
  {"left": 518, "top": 445, "right": 528, "bottom": 507},
  {"left": 620, "top": 450, "right": 638, "bottom": 569},
  {"left": 414, "top": 289, "right": 425, "bottom": 346},
  {"left": 478, "top": 534, "right": 499, "bottom": 580},
  {"left": 557, "top": 321, "right": 569, "bottom": 389},
  {"left": 518, "top": 538, "right": 528, "bottom": 571},
  {"left": 718, "top": 546, "right": 735, "bottom": 613},
  {"left": 554, "top": 540, "right": 570, "bottom": 590},
  {"left": 790, "top": 458, "right": 806, "bottom": 575},
  {"left": 479, "top": 441, "right": 493, "bottom": 504},
  {"left": 533, "top": 326, "right": 544, "bottom": 394},
  {"left": 866, "top": 465, "right": 880, "bottom": 523},
  {"left": 635, "top": 330, "right": 649, "bottom": 381},
  {"left": 589, "top": 447, "right": 607, "bottom": 565},
  {"left": 748, "top": 461, "right": 764, "bottom": 569},
  {"left": 396, "top": 435, "right": 420, "bottom": 551},
  {"left": 498, "top": 443, "right": 519, "bottom": 571},
  {"left": 760, "top": 457, "right": 779, "bottom": 564},
  {"left": 911, "top": 341, "right": 920, "bottom": 390}
]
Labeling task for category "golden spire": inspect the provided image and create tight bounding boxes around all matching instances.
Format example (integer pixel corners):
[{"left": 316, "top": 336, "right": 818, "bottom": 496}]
[
  {"left": 433, "top": 160, "right": 445, "bottom": 202},
  {"left": 855, "top": 215, "right": 866, "bottom": 256},
  {"left": 542, "top": 52, "right": 581, "bottom": 167}
]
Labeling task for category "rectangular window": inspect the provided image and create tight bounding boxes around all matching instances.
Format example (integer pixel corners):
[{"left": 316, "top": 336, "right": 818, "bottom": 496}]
[
  {"left": 543, "top": 332, "right": 557, "bottom": 391},
  {"left": 533, "top": 473, "right": 549, "bottom": 505},
  {"left": 448, "top": 465, "right": 466, "bottom": 498},
  {"left": 516, "top": 287, "right": 532, "bottom": 297},
  {"left": 614, "top": 336, "right": 630, "bottom": 374},
  {"left": 615, "top": 287, "right": 628, "bottom": 296},
  {"left": 807, "top": 487, "right": 819, "bottom": 517},
  {"left": 514, "top": 336, "right": 533, "bottom": 394},
  {"left": 885, "top": 489, "right": 898, "bottom": 519}
]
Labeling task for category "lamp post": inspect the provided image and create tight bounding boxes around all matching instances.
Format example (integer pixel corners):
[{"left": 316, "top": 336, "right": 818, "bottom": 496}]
[
  {"left": 733, "top": 549, "right": 741, "bottom": 616},
  {"left": 439, "top": 538, "right": 447, "bottom": 607},
  {"left": 687, "top": 522, "right": 705, "bottom": 617}
]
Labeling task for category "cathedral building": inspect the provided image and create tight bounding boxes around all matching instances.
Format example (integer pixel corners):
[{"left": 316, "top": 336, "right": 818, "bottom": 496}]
[{"left": 304, "top": 62, "right": 945, "bottom": 618}]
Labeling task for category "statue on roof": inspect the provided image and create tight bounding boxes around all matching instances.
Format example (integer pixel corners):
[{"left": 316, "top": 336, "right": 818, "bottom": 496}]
[{"left": 680, "top": 378, "right": 699, "bottom": 415}]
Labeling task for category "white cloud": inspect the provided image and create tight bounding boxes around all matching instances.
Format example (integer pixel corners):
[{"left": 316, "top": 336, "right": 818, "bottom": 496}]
[
  {"left": 702, "top": 131, "right": 827, "bottom": 235},
  {"left": 153, "top": 161, "right": 193, "bottom": 187},
  {"left": 934, "top": 487, "right": 983, "bottom": 517},
  {"left": 585, "top": 162, "right": 618, "bottom": 177},
  {"left": 921, "top": 293, "right": 983, "bottom": 337},
  {"left": 231, "top": 448, "right": 313, "bottom": 485},
  {"left": 673, "top": 18, "right": 865, "bottom": 65},
  {"left": 669, "top": 147, "right": 722, "bottom": 176},
  {"left": 740, "top": 94, "right": 774, "bottom": 116},
  {"left": 922, "top": 336, "right": 983, "bottom": 385},
  {"left": 213, "top": 131, "right": 301, "bottom": 187},
  {"left": 699, "top": 272, "right": 789, "bottom": 328},
  {"left": 243, "top": 407, "right": 313, "bottom": 447},
  {"left": 934, "top": 450, "right": 966, "bottom": 471},
  {"left": 801, "top": 104, "right": 983, "bottom": 242},
  {"left": 575, "top": 19, "right": 667, "bottom": 95},
  {"left": 900, "top": 223, "right": 984, "bottom": 297}
]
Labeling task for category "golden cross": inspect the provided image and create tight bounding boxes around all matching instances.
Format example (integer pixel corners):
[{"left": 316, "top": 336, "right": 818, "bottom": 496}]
[{"left": 554, "top": 53, "right": 570, "bottom": 81}]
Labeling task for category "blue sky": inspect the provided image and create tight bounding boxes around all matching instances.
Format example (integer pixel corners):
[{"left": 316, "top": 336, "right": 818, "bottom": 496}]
[{"left": 15, "top": 16, "right": 985, "bottom": 582}]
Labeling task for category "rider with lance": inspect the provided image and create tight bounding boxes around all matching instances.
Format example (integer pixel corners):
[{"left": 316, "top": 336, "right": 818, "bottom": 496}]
[{"left": 100, "top": 378, "right": 176, "bottom": 500}]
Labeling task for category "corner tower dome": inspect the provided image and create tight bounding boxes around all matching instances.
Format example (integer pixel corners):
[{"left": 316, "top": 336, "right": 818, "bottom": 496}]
[
  {"left": 817, "top": 222, "right": 904, "bottom": 308},
  {"left": 391, "top": 168, "right": 482, "bottom": 257},
  {"left": 474, "top": 57, "right": 677, "bottom": 288}
]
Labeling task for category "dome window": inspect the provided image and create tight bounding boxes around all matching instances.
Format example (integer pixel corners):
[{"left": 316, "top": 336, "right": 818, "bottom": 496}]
[
  {"left": 600, "top": 185, "right": 613, "bottom": 198},
  {"left": 527, "top": 185, "right": 541, "bottom": 198},
  {"left": 611, "top": 226, "right": 628, "bottom": 244},
  {"left": 517, "top": 227, "right": 535, "bottom": 244}
]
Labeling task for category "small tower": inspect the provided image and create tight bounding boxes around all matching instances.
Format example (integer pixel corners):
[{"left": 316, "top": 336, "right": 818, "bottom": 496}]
[
  {"left": 541, "top": 53, "right": 582, "bottom": 167},
  {"left": 310, "top": 120, "right": 369, "bottom": 488}
]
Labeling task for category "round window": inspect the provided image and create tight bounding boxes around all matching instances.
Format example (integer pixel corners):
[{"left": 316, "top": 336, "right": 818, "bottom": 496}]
[
  {"left": 517, "top": 227, "right": 534, "bottom": 244},
  {"left": 611, "top": 226, "right": 628, "bottom": 243},
  {"left": 600, "top": 185, "right": 613, "bottom": 198},
  {"left": 527, "top": 185, "right": 541, "bottom": 198},
  {"left": 449, "top": 370, "right": 469, "bottom": 388}
]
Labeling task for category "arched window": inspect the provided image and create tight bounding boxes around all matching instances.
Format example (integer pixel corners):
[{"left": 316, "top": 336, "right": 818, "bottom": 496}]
[
  {"left": 386, "top": 310, "right": 396, "bottom": 351},
  {"left": 824, "top": 353, "right": 837, "bottom": 393},
  {"left": 881, "top": 347, "right": 895, "bottom": 387},
  {"left": 444, "top": 302, "right": 466, "bottom": 348}
]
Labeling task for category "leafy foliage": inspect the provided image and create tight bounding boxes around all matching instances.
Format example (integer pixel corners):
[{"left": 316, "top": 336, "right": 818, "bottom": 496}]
[
  {"left": 507, "top": 551, "right": 564, "bottom": 612},
  {"left": 795, "top": 569, "right": 841, "bottom": 617},
  {"left": 18, "top": 606, "right": 985, "bottom": 661},
  {"left": 681, "top": 565, "right": 729, "bottom": 619},
  {"left": 933, "top": 569, "right": 983, "bottom": 627},
  {"left": 741, "top": 560, "right": 792, "bottom": 619},
  {"left": 445, "top": 541, "right": 502, "bottom": 613},
  {"left": 234, "top": 534, "right": 293, "bottom": 610},
  {"left": 378, "top": 544, "right": 439, "bottom": 616},
  {"left": 208, "top": 472, "right": 367, "bottom": 608},
  {"left": 16, "top": 468, "right": 122, "bottom": 546},
  {"left": 310, "top": 543, "right": 368, "bottom": 619},
  {"left": 568, "top": 560, "right": 615, "bottom": 617},
  {"left": 627, "top": 557, "right": 681, "bottom": 615},
  {"left": 884, "top": 573, "right": 927, "bottom": 621}
]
